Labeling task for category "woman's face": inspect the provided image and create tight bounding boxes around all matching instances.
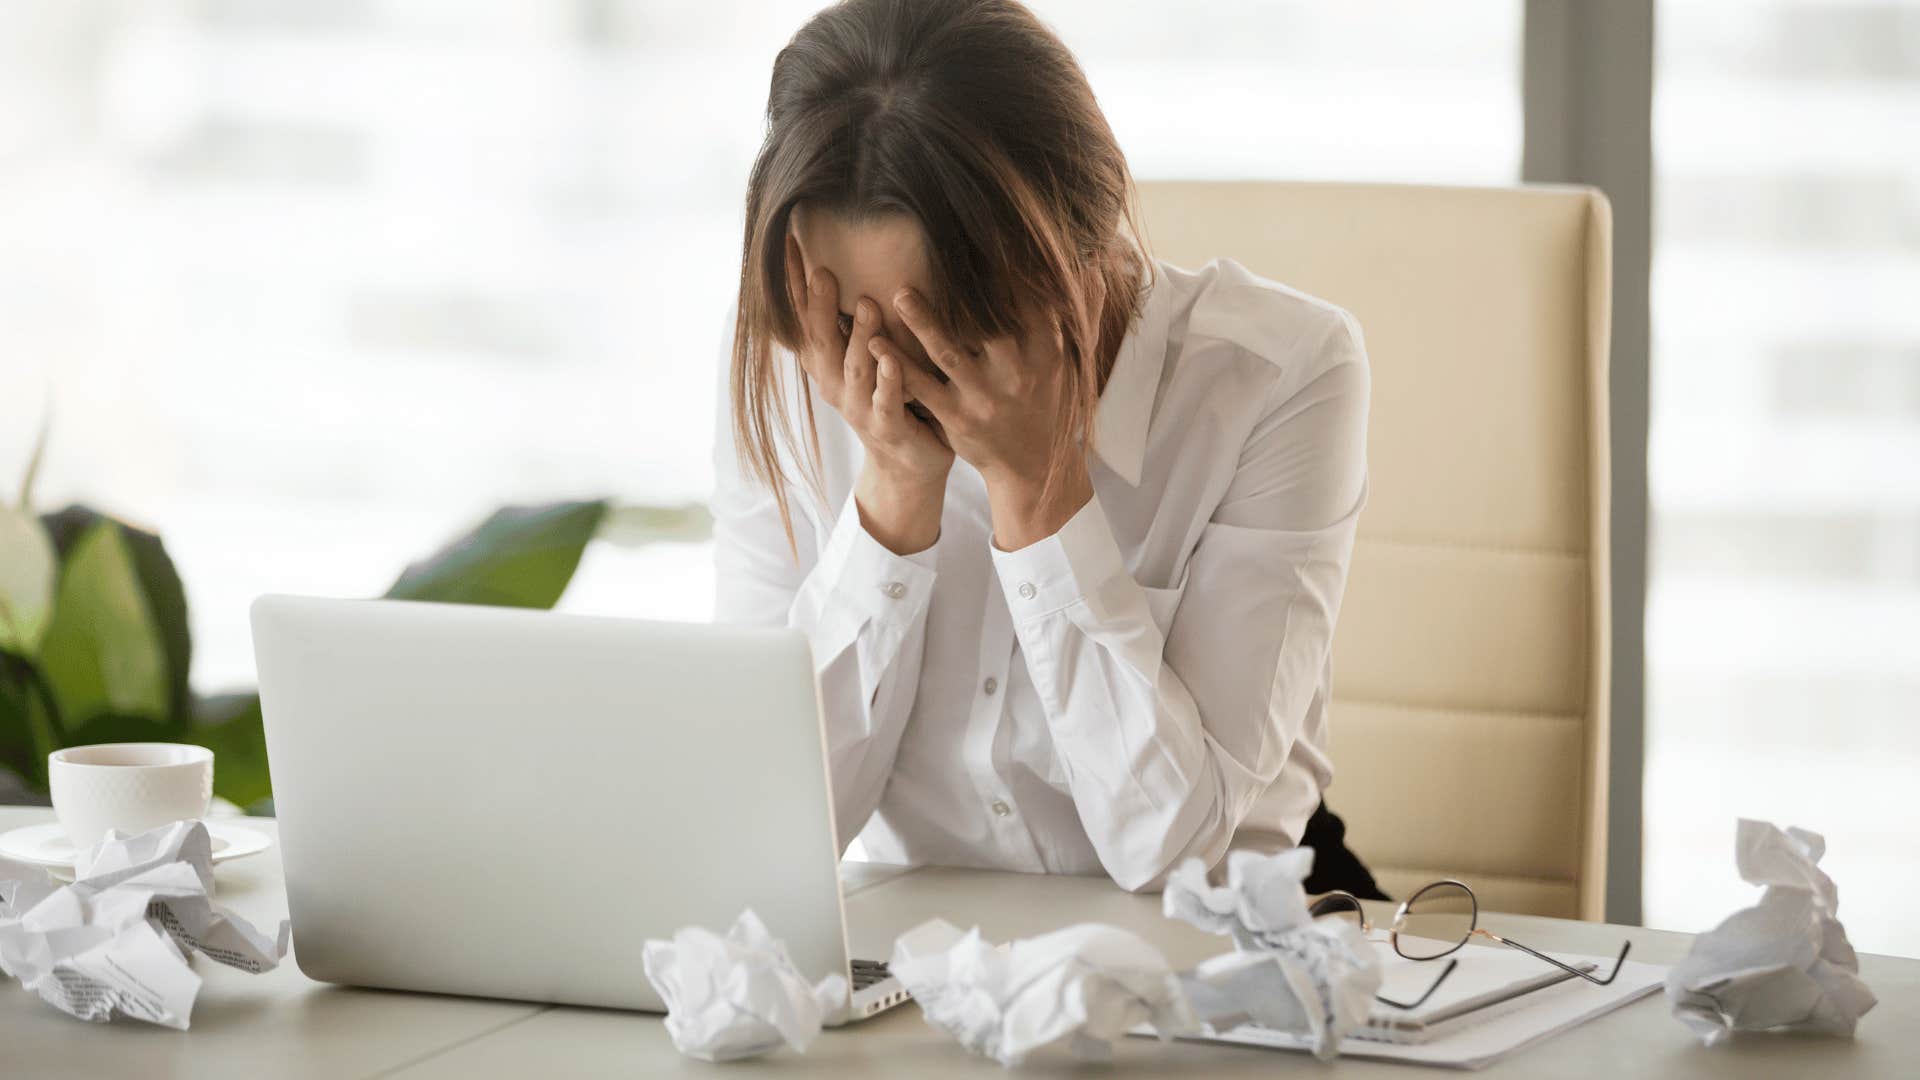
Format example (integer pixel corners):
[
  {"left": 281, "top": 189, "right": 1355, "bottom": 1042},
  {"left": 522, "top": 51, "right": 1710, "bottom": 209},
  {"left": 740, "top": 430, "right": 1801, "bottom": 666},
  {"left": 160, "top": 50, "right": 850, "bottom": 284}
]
[{"left": 788, "top": 202, "right": 956, "bottom": 397}]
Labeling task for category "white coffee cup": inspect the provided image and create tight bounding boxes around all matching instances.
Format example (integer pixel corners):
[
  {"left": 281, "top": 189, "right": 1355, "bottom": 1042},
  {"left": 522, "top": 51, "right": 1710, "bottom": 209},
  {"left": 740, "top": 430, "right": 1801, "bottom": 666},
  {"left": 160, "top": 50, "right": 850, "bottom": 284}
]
[{"left": 48, "top": 742, "right": 215, "bottom": 851}]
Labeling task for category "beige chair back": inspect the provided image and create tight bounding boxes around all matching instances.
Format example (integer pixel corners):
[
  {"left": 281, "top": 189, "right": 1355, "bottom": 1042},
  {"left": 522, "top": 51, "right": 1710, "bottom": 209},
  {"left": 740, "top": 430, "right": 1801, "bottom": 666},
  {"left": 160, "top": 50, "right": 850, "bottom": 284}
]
[{"left": 1136, "top": 182, "right": 1613, "bottom": 920}]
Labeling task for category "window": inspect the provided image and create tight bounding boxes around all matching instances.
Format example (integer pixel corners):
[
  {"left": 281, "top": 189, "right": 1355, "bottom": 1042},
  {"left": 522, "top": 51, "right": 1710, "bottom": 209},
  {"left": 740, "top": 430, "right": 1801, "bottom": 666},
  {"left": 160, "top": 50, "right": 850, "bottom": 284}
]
[
  {"left": 1645, "top": 0, "right": 1920, "bottom": 956},
  {"left": 0, "top": 1, "right": 1521, "bottom": 696}
]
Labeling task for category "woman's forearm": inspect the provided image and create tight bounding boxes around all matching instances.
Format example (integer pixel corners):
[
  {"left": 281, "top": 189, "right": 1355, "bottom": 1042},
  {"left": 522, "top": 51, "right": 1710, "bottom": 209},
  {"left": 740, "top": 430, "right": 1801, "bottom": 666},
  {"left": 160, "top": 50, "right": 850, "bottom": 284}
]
[
  {"left": 983, "top": 455, "right": 1093, "bottom": 553},
  {"left": 856, "top": 461, "right": 946, "bottom": 556}
]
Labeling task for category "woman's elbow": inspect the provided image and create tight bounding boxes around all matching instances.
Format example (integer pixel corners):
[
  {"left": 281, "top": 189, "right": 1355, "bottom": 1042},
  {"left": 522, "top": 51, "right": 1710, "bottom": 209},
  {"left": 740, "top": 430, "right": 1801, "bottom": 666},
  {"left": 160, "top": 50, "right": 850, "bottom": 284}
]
[
  {"left": 1103, "top": 785, "right": 1245, "bottom": 893},
  {"left": 1111, "top": 863, "right": 1175, "bottom": 895},
  {"left": 1103, "top": 819, "right": 1233, "bottom": 895}
]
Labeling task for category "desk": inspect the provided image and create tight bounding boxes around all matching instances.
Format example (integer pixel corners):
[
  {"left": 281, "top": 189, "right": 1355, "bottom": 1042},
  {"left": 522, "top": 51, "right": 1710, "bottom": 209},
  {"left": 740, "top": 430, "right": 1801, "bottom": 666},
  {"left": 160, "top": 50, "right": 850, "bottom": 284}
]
[{"left": 1, "top": 808, "right": 1911, "bottom": 1078}]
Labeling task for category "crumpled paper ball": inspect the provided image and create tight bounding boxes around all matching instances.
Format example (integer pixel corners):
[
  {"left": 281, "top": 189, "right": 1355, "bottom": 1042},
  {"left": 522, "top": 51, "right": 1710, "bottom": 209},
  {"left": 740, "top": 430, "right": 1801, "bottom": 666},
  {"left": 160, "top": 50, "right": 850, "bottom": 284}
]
[
  {"left": 1665, "top": 819, "right": 1878, "bottom": 1045},
  {"left": 641, "top": 908, "right": 848, "bottom": 1061},
  {"left": 1163, "top": 846, "right": 1382, "bottom": 1057},
  {"left": 1179, "top": 918, "right": 1380, "bottom": 1059},
  {"left": 0, "top": 819, "right": 289, "bottom": 1029},
  {"left": 887, "top": 917, "right": 1198, "bottom": 1066},
  {"left": 1163, "top": 847, "right": 1317, "bottom": 951}
]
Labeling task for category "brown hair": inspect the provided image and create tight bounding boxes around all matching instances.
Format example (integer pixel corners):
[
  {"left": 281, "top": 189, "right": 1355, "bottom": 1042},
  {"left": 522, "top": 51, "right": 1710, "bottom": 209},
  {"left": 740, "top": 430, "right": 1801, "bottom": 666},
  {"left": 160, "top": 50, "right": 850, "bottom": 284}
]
[{"left": 730, "top": 0, "right": 1153, "bottom": 545}]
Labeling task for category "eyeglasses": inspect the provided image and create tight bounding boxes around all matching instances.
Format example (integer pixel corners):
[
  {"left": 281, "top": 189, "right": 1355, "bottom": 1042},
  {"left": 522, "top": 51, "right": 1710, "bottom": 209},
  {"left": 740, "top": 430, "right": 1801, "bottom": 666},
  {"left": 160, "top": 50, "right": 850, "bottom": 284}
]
[{"left": 1309, "top": 879, "right": 1633, "bottom": 1010}]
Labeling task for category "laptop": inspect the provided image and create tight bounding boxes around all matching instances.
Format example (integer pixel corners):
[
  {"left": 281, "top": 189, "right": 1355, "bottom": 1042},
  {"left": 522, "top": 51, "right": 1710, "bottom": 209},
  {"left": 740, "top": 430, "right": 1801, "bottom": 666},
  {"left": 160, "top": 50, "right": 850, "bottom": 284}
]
[{"left": 249, "top": 594, "right": 908, "bottom": 1021}]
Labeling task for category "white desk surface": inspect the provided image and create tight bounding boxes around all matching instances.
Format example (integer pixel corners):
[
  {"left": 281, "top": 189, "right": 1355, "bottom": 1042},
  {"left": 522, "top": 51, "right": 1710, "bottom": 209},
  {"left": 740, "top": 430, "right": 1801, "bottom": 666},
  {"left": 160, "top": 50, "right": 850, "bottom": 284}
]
[{"left": 2, "top": 808, "right": 1912, "bottom": 1078}]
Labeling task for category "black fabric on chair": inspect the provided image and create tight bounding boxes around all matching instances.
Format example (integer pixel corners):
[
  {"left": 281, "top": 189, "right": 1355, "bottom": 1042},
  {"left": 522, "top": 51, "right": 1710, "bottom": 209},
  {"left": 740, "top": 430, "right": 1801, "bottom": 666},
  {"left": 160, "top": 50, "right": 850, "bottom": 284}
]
[{"left": 1299, "top": 800, "right": 1390, "bottom": 901}]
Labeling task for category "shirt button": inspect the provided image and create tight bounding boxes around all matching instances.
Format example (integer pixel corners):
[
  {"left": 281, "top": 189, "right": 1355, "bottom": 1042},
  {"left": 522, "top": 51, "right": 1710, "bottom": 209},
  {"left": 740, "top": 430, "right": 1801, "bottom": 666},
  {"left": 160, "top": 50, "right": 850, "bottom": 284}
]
[
  {"left": 983, "top": 677, "right": 998, "bottom": 695},
  {"left": 1017, "top": 582, "right": 1036, "bottom": 600},
  {"left": 881, "top": 581, "right": 906, "bottom": 599},
  {"left": 991, "top": 800, "right": 1012, "bottom": 817}
]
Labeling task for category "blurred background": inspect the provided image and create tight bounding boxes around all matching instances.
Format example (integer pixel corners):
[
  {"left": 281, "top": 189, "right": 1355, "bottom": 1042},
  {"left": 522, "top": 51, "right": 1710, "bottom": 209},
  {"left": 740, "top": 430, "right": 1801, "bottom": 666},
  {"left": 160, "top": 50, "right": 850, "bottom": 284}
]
[{"left": 0, "top": 1, "right": 1913, "bottom": 956}]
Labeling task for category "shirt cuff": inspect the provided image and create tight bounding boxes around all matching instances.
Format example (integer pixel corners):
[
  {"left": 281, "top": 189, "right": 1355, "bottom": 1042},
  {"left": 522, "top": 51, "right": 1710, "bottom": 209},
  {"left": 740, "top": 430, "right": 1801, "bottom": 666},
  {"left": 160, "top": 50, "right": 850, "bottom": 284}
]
[
  {"left": 990, "top": 491, "right": 1127, "bottom": 620},
  {"left": 817, "top": 493, "right": 940, "bottom": 627}
]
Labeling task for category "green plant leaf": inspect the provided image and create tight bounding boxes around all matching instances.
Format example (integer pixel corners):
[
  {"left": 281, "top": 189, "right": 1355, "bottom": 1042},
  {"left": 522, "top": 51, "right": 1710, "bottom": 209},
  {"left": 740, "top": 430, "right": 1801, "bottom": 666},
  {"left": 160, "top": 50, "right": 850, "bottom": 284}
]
[
  {"left": 119, "top": 523, "right": 192, "bottom": 725},
  {"left": 40, "top": 505, "right": 193, "bottom": 727},
  {"left": 0, "top": 672, "right": 29, "bottom": 783},
  {"left": 0, "top": 660, "right": 46, "bottom": 790},
  {"left": 0, "top": 505, "right": 57, "bottom": 657},
  {"left": 186, "top": 693, "right": 271, "bottom": 808},
  {"left": 37, "top": 521, "right": 169, "bottom": 730},
  {"left": 385, "top": 499, "right": 608, "bottom": 609}
]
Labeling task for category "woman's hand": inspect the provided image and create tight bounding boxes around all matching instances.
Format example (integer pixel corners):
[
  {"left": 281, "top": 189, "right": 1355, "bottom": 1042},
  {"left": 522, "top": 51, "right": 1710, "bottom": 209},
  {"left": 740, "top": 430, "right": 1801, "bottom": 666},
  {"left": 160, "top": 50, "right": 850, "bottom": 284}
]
[
  {"left": 875, "top": 286, "right": 1094, "bottom": 551},
  {"left": 785, "top": 233, "right": 952, "bottom": 555}
]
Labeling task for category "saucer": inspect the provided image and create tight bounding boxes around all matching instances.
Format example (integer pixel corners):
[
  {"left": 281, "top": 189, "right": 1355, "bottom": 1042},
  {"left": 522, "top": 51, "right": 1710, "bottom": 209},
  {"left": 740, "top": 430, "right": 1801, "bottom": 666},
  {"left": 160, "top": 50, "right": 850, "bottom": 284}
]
[{"left": 0, "top": 819, "right": 273, "bottom": 873}]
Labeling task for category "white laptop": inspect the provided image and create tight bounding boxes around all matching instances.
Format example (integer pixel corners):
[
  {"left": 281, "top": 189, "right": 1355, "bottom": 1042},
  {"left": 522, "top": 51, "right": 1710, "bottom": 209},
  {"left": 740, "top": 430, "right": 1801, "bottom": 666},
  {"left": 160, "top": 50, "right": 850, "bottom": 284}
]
[{"left": 250, "top": 594, "right": 908, "bottom": 1021}]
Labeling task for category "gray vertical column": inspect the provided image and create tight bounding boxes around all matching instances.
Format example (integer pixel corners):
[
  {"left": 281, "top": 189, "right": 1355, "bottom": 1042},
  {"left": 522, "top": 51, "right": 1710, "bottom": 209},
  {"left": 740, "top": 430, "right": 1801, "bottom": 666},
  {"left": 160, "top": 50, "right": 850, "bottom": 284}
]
[{"left": 1522, "top": 0, "right": 1653, "bottom": 926}]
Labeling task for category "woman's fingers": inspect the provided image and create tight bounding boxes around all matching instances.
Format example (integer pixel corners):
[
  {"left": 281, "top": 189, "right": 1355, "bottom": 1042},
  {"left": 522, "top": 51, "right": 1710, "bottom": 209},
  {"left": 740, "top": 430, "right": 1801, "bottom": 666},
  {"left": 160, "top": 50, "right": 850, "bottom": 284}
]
[
  {"left": 843, "top": 298, "right": 880, "bottom": 400},
  {"left": 805, "top": 264, "right": 843, "bottom": 356},
  {"left": 785, "top": 229, "right": 849, "bottom": 395},
  {"left": 892, "top": 287, "right": 981, "bottom": 392},
  {"left": 876, "top": 337, "right": 959, "bottom": 420},
  {"left": 870, "top": 343, "right": 906, "bottom": 433}
]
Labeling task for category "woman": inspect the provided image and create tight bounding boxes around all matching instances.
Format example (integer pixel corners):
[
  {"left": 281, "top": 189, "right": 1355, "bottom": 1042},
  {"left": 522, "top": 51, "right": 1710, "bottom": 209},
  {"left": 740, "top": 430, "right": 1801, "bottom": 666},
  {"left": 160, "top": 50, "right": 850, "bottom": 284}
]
[{"left": 711, "top": 0, "right": 1383, "bottom": 897}]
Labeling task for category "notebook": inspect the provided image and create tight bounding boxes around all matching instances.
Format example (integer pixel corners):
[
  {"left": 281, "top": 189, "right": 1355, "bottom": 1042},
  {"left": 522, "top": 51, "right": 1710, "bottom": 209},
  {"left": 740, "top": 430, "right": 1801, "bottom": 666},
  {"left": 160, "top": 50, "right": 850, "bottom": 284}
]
[
  {"left": 1160, "top": 938, "right": 1668, "bottom": 1070},
  {"left": 1360, "top": 936, "right": 1598, "bottom": 1044}
]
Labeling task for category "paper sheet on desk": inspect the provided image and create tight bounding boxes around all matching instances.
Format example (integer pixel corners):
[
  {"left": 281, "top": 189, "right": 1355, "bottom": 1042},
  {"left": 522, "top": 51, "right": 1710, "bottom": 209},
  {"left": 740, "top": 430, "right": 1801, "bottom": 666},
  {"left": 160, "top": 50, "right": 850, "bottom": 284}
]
[
  {"left": 0, "top": 820, "right": 289, "bottom": 1029},
  {"left": 1157, "top": 948, "right": 1670, "bottom": 1070}
]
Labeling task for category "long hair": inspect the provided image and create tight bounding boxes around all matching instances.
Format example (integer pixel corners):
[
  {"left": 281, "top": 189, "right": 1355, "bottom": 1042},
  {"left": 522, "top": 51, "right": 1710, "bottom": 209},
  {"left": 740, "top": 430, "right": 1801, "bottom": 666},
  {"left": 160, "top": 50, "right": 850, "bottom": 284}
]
[{"left": 731, "top": 0, "right": 1153, "bottom": 545}]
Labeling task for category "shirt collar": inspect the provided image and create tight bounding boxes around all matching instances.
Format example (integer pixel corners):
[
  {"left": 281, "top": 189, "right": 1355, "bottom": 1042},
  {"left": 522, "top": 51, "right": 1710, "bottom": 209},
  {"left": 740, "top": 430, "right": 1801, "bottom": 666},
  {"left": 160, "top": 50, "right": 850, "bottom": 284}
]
[{"left": 1091, "top": 257, "right": 1172, "bottom": 486}]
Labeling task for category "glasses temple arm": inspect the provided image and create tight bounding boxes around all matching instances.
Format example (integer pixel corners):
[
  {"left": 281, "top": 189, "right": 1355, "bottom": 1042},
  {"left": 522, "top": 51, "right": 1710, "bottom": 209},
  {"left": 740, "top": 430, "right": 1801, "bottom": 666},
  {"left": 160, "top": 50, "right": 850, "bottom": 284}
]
[
  {"left": 1483, "top": 931, "right": 1633, "bottom": 986},
  {"left": 1374, "top": 957, "right": 1458, "bottom": 1010}
]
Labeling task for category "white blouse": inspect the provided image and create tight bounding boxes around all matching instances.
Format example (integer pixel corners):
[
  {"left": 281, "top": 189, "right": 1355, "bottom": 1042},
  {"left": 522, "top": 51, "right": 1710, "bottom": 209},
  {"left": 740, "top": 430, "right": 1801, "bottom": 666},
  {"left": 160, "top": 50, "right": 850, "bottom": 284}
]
[{"left": 709, "top": 254, "right": 1371, "bottom": 892}]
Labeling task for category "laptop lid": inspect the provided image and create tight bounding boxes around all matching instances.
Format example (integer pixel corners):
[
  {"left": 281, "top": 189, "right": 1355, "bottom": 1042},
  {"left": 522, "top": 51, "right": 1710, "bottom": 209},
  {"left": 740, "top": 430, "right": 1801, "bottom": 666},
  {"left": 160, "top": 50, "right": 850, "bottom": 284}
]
[{"left": 251, "top": 594, "right": 850, "bottom": 1011}]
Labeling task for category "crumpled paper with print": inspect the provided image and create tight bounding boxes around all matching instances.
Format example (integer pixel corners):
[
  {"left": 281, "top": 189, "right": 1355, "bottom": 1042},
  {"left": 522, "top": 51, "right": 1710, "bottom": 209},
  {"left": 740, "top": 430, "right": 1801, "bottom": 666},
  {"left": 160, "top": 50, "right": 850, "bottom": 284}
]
[
  {"left": 1163, "top": 846, "right": 1382, "bottom": 1057},
  {"left": 641, "top": 908, "right": 848, "bottom": 1061},
  {"left": 0, "top": 819, "right": 290, "bottom": 1029},
  {"left": 1178, "top": 919, "right": 1380, "bottom": 1059},
  {"left": 1665, "top": 819, "right": 1877, "bottom": 1045},
  {"left": 887, "top": 917, "right": 1198, "bottom": 1066}
]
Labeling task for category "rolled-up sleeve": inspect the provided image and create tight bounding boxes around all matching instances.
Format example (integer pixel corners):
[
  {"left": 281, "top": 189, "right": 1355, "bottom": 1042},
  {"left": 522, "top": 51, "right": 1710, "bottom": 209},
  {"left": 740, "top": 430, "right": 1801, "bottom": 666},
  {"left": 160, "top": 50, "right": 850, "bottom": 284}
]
[{"left": 989, "top": 325, "right": 1370, "bottom": 892}]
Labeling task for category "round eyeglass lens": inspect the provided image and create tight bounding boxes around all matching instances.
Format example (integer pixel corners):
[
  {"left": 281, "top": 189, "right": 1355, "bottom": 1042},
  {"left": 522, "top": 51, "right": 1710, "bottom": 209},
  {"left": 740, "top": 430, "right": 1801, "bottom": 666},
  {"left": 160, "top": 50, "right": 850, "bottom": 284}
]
[{"left": 1393, "top": 881, "right": 1476, "bottom": 960}]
